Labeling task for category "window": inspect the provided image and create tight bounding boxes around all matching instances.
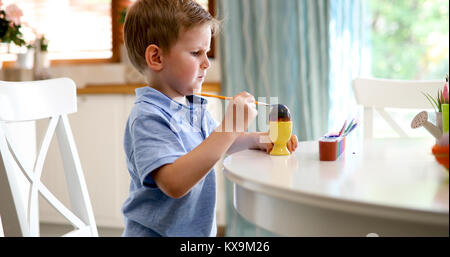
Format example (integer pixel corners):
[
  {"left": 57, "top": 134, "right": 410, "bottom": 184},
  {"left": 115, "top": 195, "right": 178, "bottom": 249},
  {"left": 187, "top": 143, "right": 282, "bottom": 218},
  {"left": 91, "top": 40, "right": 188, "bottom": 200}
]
[
  {"left": 368, "top": 0, "right": 449, "bottom": 80},
  {"left": 3, "top": 0, "right": 215, "bottom": 65},
  {"left": 3, "top": 0, "right": 113, "bottom": 64},
  {"left": 366, "top": 0, "right": 449, "bottom": 138}
]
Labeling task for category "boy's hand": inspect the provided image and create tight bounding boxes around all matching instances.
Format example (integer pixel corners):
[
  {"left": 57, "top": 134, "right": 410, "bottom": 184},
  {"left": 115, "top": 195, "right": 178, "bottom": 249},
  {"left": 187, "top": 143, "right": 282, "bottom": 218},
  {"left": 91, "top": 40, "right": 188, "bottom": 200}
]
[
  {"left": 256, "top": 132, "right": 298, "bottom": 154},
  {"left": 219, "top": 91, "right": 257, "bottom": 133}
]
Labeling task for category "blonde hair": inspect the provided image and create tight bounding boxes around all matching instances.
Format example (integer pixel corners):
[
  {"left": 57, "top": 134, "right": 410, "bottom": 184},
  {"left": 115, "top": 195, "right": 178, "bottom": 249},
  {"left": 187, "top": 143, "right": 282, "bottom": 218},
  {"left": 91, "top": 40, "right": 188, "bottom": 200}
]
[{"left": 124, "top": 0, "right": 219, "bottom": 74}]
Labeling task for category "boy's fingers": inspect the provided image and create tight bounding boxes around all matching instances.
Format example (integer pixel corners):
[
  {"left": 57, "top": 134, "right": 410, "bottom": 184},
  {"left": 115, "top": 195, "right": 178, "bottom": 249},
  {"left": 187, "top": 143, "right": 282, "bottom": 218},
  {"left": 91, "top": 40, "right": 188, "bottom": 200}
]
[
  {"left": 287, "top": 140, "right": 293, "bottom": 152},
  {"left": 265, "top": 136, "right": 297, "bottom": 154},
  {"left": 259, "top": 135, "right": 271, "bottom": 144},
  {"left": 287, "top": 135, "right": 298, "bottom": 153},
  {"left": 292, "top": 135, "right": 298, "bottom": 149},
  {"left": 234, "top": 91, "right": 253, "bottom": 101},
  {"left": 247, "top": 95, "right": 255, "bottom": 103},
  {"left": 240, "top": 91, "right": 251, "bottom": 97},
  {"left": 266, "top": 143, "right": 273, "bottom": 153},
  {"left": 259, "top": 143, "right": 268, "bottom": 151}
]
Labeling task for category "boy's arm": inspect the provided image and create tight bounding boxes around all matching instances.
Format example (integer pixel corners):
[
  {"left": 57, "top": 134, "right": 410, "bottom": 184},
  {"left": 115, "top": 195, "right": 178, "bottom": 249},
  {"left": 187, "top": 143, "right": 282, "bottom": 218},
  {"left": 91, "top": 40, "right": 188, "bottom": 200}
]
[
  {"left": 151, "top": 92, "right": 257, "bottom": 199},
  {"left": 226, "top": 132, "right": 268, "bottom": 155},
  {"left": 151, "top": 130, "right": 237, "bottom": 199}
]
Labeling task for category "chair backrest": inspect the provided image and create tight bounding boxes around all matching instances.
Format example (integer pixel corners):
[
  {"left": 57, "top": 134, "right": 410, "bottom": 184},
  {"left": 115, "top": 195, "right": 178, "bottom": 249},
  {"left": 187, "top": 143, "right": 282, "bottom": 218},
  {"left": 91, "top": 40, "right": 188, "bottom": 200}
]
[
  {"left": 352, "top": 77, "right": 443, "bottom": 138},
  {"left": 0, "top": 78, "right": 98, "bottom": 237}
]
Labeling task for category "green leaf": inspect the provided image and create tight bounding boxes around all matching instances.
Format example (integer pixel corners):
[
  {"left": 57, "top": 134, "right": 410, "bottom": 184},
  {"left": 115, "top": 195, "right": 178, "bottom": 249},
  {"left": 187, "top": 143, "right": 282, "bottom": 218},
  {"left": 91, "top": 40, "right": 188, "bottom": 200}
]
[
  {"left": 422, "top": 92, "right": 438, "bottom": 112},
  {"left": 428, "top": 93, "right": 438, "bottom": 107}
]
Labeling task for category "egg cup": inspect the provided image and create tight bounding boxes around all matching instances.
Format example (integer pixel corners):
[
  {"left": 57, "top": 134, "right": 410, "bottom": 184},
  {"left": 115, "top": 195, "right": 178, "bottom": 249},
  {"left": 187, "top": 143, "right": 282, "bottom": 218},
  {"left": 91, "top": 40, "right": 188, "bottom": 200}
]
[{"left": 269, "top": 121, "right": 292, "bottom": 156}]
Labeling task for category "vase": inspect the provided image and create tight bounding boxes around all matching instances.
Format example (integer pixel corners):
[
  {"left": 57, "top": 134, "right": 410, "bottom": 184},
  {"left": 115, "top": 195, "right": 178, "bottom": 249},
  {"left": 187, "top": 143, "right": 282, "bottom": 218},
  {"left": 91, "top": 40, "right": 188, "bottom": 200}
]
[
  {"left": 436, "top": 112, "right": 443, "bottom": 134},
  {"left": 442, "top": 104, "right": 449, "bottom": 134},
  {"left": 38, "top": 51, "right": 50, "bottom": 69},
  {"left": 16, "top": 49, "right": 35, "bottom": 69}
]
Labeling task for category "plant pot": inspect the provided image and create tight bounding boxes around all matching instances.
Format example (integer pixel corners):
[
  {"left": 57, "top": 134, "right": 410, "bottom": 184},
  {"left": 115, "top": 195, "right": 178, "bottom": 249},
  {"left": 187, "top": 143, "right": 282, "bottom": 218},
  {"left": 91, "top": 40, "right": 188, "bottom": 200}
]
[
  {"left": 38, "top": 51, "right": 50, "bottom": 69},
  {"left": 16, "top": 49, "right": 35, "bottom": 69}
]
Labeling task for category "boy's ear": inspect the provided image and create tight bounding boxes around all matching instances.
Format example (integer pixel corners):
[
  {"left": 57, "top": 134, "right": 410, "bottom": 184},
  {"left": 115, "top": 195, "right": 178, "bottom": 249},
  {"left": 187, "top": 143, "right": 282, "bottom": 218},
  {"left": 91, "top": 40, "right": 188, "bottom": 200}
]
[{"left": 145, "top": 44, "right": 163, "bottom": 72}]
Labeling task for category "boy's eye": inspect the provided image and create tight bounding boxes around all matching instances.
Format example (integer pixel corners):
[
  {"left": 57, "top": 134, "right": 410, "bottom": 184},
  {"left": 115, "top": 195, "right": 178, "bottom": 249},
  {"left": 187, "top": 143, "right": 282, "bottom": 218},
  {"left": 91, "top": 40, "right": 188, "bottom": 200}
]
[{"left": 191, "top": 51, "right": 201, "bottom": 56}]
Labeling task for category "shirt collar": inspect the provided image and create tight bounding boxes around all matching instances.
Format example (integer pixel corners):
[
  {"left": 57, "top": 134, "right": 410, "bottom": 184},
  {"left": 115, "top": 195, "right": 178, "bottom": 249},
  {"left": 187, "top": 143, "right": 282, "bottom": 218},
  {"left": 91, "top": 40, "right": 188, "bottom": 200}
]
[{"left": 135, "top": 86, "right": 208, "bottom": 116}]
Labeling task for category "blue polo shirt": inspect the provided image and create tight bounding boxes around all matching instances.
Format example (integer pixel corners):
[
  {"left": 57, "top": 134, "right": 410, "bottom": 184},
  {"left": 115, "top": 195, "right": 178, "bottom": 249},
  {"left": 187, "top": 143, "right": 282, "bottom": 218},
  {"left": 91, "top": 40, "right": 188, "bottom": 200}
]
[{"left": 121, "top": 86, "right": 219, "bottom": 237}]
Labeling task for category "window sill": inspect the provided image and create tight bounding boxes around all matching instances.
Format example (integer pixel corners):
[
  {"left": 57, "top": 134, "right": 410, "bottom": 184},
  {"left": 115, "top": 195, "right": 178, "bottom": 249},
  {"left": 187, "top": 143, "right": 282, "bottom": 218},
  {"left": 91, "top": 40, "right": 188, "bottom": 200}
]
[
  {"left": 2, "top": 57, "right": 120, "bottom": 69},
  {"left": 77, "top": 82, "right": 221, "bottom": 95}
]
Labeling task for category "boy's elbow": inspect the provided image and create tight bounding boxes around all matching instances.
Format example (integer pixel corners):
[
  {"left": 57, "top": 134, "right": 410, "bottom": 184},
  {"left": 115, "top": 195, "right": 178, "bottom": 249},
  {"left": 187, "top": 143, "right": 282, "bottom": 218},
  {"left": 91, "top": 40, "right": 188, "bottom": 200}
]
[
  {"left": 163, "top": 186, "right": 187, "bottom": 199},
  {"left": 152, "top": 165, "right": 189, "bottom": 199},
  {"left": 170, "top": 192, "right": 186, "bottom": 199},
  {"left": 157, "top": 179, "right": 188, "bottom": 199}
]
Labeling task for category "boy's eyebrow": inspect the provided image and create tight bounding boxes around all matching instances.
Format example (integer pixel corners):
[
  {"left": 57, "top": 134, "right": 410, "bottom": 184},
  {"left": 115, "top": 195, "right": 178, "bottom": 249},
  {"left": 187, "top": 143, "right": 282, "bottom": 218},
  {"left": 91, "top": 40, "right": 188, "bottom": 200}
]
[
  {"left": 191, "top": 47, "right": 211, "bottom": 52},
  {"left": 192, "top": 45, "right": 210, "bottom": 50}
]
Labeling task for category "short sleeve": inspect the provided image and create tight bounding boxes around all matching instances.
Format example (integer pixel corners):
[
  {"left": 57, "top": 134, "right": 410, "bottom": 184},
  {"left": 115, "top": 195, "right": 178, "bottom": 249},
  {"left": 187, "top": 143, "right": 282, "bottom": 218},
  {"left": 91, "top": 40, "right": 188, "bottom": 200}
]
[{"left": 131, "top": 113, "right": 186, "bottom": 187}]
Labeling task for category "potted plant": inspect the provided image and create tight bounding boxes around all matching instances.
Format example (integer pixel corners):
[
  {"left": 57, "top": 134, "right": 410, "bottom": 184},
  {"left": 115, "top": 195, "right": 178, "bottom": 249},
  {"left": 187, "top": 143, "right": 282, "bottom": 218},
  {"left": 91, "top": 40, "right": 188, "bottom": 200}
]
[
  {"left": 423, "top": 74, "right": 449, "bottom": 134},
  {"left": 0, "top": 2, "right": 26, "bottom": 68},
  {"left": 37, "top": 34, "right": 50, "bottom": 68}
]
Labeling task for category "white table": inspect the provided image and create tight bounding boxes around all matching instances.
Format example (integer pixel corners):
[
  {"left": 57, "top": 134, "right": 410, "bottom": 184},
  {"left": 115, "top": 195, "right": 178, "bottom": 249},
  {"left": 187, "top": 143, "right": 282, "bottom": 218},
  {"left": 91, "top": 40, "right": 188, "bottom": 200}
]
[{"left": 223, "top": 138, "right": 449, "bottom": 236}]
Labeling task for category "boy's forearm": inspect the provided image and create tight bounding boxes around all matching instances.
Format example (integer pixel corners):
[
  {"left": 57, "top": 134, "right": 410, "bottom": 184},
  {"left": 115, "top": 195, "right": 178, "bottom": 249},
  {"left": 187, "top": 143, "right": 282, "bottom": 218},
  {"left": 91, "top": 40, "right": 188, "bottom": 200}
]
[
  {"left": 152, "top": 130, "right": 238, "bottom": 198},
  {"left": 226, "top": 132, "right": 265, "bottom": 154}
]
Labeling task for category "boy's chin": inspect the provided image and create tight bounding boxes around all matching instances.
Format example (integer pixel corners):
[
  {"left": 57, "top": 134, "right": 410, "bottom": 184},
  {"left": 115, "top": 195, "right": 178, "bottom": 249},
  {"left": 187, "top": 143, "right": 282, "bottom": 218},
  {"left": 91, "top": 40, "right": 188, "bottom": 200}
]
[
  {"left": 180, "top": 82, "right": 202, "bottom": 95},
  {"left": 192, "top": 88, "right": 202, "bottom": 94},
  {"left": 190, "top": 84, "right": 202, "bottom": 94}
]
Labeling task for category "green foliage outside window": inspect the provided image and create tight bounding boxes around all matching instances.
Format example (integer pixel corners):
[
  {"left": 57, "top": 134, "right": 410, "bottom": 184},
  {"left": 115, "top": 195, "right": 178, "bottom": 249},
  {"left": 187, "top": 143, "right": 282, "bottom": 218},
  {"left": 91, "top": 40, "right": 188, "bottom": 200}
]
[{"left": 368, "top": 0, "right": 449, "bottom": 80}]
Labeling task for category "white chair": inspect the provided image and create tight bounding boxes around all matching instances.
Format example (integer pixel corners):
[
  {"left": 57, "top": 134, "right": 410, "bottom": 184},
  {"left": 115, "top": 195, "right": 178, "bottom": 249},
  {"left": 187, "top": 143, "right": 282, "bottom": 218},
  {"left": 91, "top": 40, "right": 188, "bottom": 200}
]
[
  {"left": 0, "top": 78, "right": 98, "bottom": 237},
  {"left": 352, "top": 77, "right": 443, "bottom": 138},
  {"left": 0, "top": 215, "right": 4, "bottom": 237}
]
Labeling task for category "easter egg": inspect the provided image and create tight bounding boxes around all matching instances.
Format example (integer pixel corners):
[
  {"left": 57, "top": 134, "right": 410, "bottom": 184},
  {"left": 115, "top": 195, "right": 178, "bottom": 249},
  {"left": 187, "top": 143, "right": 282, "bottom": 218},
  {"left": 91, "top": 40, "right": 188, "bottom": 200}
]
[{"left": 269, "top": 104, "right": 291, "bottom": 122}]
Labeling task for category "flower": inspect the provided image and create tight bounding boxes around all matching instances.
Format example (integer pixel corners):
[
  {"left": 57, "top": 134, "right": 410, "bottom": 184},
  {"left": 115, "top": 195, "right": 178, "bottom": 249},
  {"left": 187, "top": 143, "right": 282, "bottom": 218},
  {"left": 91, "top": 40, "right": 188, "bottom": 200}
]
[
  {"left": 444, "top": 74, "right": 449, "bottom": 103},
  {"left": 0, "top": 2, "right": 26, "bottom": 47},
  {"left": 5, "top": 4, "right": 22, "bottom": 25},
  {"left": 423, "top": 73, "right": 450, "bottom": 113}
]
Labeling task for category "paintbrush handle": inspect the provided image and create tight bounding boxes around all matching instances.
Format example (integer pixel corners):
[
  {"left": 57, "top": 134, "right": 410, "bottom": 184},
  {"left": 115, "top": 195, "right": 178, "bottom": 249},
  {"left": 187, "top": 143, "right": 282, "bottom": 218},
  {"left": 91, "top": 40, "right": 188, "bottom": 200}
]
[
  {"left": 196, "top": 93, "right": 232, "bottom": 101},
  {"left": 338, "top": 120, "right": 347, "bottom": 136},
  {"left": 196, "top": 92, "right": 267, "bottom": 106},
  {"left": 343, "top": 123, "right": 358, "bottom": 136}
]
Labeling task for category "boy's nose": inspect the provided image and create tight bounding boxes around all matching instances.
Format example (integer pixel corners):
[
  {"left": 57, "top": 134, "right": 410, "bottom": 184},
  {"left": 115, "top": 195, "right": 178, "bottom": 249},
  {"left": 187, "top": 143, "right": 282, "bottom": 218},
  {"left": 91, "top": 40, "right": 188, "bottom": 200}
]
[{"left": 200, "top": 54, "right": 210, "bottom": 70}]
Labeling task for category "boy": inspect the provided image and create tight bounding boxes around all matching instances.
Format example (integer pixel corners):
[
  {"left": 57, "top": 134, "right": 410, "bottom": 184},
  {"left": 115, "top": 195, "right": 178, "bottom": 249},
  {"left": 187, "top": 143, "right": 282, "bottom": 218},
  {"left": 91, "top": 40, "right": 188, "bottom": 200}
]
[{"left": 121, "top": 0, "right": 298, "bottom": 237}]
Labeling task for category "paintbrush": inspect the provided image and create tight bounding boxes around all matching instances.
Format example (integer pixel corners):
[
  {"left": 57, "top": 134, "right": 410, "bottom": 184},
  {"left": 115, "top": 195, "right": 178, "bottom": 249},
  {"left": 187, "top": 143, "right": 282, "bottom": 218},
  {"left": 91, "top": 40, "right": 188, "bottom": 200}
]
[
  {"left": 343, "top": 122, "right": 358, "bottom": 136},
  {"left": 338, "top": 120, "right": 347, "bottom": 137},
  {"left": 195, "top": 92, "right": 271, "bottom": 106}
]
